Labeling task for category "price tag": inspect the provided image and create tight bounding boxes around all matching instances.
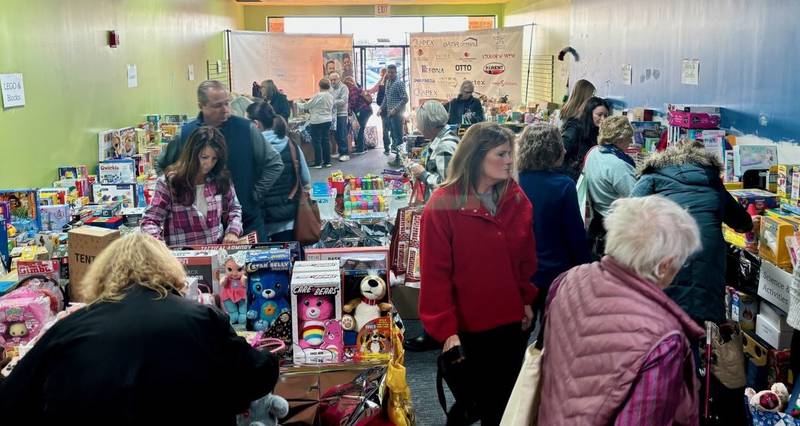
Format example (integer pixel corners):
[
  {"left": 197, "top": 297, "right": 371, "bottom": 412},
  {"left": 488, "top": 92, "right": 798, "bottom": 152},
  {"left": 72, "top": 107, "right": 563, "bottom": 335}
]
[{"left": 0, "top": 73, "right": 25, "bottom": 108}]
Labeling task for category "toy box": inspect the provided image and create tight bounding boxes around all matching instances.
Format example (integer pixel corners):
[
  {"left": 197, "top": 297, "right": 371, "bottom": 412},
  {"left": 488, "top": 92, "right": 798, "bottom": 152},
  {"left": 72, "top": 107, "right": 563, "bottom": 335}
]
[
  {"left": 98, "top": 127, "right": 137, "bottom": 161},
  {"left": 84, "top": 216, "right": 124, "bottom": 230},
  {"left": 0, "top": 289, "right": 53, "bottom": 351},
  {"left": 92, "top": 184, "right": 136, "bottom": 208},
  {"left": 57, "top": 166, "right": 89, "bottom": 180},
  {"left": 733, "top": 145, "right": 779, "bottom": 177},
  {"left": 291, "top": 263, "right": 343, "bottom": 365},
  {"left": 756, "top": 312, "right": 792, "bottom": 350},
  {"left": 731, "top": 291, "right": 759, "bottom": 331},
  {"left": 120, "top": 207, "right": 146, "bottom": 227},
  {"left": 339, "top": 253, "right": 393, "bottom": 362},
  {"left": 0, "top": 189, "right": 39, "bottom": 231},
  {"left": 778, "top": 165, "right": 797, "bottom": 199},
  {"left": 171, "top": 250, "right": 221, "bottom": 296},
  {"left": 667, "top": 110, "right": 720, "bottom": 129},
  {"left": 729, "top": 189, "right": 779, "bottom": 214},
  {"left": 98, "top": 159, "right": 137, "bottom": 185},
  {"left": 243, "top": 249, "right": 292, "bottom": 332},
  {"left": 37, "top": 188, "right": 68, "bottom": 206},
  {"left": 68, "top": 226, "right": 120, "bottom": 301},
  {"left": 38, "top": 205, "right": 71, "bottom": 232},
  {"left": 760, "top": 217, "right": 797, "bottom": 270},
  {"left": 758, "top": 260, "right": 792, "bottom": 313}
]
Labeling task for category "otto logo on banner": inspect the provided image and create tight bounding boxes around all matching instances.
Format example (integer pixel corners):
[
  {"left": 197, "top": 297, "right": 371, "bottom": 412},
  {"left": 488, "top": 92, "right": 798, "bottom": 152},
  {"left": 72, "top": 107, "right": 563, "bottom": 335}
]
[
  {"left": 455, "top": 64, "right": 472, "bottom": 72},
  {"left": 483, "top": 63, "right": 505, "bottom": 75}
]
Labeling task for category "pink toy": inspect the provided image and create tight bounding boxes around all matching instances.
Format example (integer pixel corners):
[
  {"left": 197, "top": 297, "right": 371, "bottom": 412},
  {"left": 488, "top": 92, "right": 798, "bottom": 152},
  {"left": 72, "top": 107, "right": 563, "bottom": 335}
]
[
  {"left": 297, "top": 294, "right": 334, "bottom": 349},
  {"left": 0, "top": 291, "right": 53, "bottom": 350},
  {"left": 220, "top": 252, "right": 248, "bottom": 326},
  {"left": 322, "top": 319, "right": 344, "bottom": 362}
]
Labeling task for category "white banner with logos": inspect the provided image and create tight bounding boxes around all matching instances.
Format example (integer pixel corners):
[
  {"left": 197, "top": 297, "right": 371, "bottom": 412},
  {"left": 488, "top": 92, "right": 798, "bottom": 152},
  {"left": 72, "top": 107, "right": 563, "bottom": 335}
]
[
  {"left": 409, "top": 27, "right": 523, "bottom": 108},
  {"left": 228, "top": 31, "right": 353, "bottom": 100}
]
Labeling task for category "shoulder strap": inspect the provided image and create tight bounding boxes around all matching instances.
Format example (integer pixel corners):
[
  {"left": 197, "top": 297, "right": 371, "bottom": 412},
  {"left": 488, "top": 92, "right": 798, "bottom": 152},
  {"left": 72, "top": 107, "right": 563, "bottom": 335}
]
[
  {"left": 287, "top": 139, "right": 302, "bottom": 200},
  {"left": 436, "top": 363, "right": 449, "bottom": 415}
]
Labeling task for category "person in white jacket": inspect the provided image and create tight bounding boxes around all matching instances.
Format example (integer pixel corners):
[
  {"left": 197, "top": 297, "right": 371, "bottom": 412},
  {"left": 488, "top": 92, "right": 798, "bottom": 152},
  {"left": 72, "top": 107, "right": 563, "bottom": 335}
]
[{"left": 297, "top": 79, "right": 335, "bottom": 168}]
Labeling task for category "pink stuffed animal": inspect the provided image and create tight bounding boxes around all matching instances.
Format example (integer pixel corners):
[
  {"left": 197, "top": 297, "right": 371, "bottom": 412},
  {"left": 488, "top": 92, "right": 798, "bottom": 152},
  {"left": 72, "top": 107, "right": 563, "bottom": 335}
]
[
  {"left": 322, "top": 319, "right": 344, "bottom": 361},
  {"left": 297, "top": 294, "right": 334, "bottom": 349}
]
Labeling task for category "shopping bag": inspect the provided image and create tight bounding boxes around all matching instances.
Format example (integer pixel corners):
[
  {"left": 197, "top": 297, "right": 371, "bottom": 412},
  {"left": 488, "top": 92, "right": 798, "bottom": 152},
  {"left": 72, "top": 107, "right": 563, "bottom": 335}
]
[
  {"left": 576, "top": 173, "right": 592, "bottom": 228},
  {"left": 500, "top": 344, "right": 544, "bottom": 426},
  {"left": 385, "top": 324, "right": 414, "bottom": 426}
]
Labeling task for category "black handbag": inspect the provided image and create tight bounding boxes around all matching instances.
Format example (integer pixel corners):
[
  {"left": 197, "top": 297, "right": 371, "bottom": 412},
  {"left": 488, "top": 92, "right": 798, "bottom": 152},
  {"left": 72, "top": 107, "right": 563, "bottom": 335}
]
[{"left": 437, "top": 345, "right": 480, "bottom": 426}]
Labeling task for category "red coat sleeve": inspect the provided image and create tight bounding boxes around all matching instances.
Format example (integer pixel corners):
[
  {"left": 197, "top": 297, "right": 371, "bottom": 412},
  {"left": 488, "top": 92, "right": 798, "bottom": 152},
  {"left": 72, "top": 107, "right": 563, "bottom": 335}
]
[
  {"left": 419, "top": 195, "right": 459, "bottom": 343},
  {"left": 518, "top": 198, "right": 539, "bottom": 305}
]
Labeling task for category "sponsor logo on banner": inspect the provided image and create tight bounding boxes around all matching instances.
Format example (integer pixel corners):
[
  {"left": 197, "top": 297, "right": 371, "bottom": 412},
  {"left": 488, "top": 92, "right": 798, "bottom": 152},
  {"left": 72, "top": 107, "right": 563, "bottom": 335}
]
[
  {"left": 474, "top": 80, "right": 487, "bottom": 88},
  {"left": 413, "top": 78, "right": 436, "bottom": 84},
  {"left": 442, "top": 37, "right": 478, "bottom": 48},
  {"left": 414, "top": 88, "right": 439, "bottom": 98},
  {"left": 417, "top": 49, "right": 424, "bottom": 57},
  {"left": 412, "top": 39, "right": 435, "bottom": 48},
  {"left": 441, "top": 76, "right": 459, "bottom": 88},
  {"left": 483, "top": 53, "right": 516, "bottom": 60},
  {"left": 435, "top": 53, "right": 451, "bottom": 61},
  {"left": 421, "top": 65, "right": 445, "bottom": 74},
  {"left": 493, "top": 34, "right": 506, "bottom": 47},
  {"left": 454, "top": 64, "right": 472, "bottom": 73},
  {"left": 483, "top": 63, "right": 506, "bottom": 75},
  {"left": 462, "top": 51, "right": 476, "bottom": 61},
  {"left": 491, "top": 80, "right": 519, "bottom": 88}
]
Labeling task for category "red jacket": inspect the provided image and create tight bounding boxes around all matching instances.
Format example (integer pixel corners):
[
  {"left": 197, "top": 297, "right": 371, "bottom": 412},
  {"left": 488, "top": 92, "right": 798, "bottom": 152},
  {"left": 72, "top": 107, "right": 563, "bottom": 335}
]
[{"left": 419, "top": 180, "right": 538, "bottom": 342}]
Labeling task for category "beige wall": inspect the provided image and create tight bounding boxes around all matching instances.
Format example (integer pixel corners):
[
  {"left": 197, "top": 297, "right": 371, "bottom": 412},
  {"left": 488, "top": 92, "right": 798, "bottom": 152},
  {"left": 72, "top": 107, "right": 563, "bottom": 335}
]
[{"left": 504, "top": 0, "right": 571, "bottom": 104}]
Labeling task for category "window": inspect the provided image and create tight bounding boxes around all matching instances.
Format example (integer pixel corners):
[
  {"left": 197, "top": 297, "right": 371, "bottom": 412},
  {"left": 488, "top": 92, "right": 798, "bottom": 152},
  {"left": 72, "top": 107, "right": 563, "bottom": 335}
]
[
  {"left": 423, "top": 16, "right": 469, "bottom": 33},
  {"left": 279, "top": 17, "right": 341, "bottom": 34},
  {"left": 341, "top": 17, "right": 423, "bottom": 45}
]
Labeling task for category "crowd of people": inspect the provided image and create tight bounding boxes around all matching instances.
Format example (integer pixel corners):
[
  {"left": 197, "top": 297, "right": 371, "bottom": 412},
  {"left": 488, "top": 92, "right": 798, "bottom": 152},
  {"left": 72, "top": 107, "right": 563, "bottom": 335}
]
[{"left": 0, "top": 71, "right": 752, "bottom": 424}]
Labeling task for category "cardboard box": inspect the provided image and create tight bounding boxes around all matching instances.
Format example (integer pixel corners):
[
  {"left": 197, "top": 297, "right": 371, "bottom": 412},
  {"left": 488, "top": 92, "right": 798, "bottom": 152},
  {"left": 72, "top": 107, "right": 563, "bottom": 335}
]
[
  {"left": 92, "top": 184, "right": 136, "bottom": 208},
  {"left": 756, "top": 313, "right": 792, "bottom": 349},
  {"left": 631, "top": 107, "right": 654, "bottom": 122},
  {"left": 171, "top": 250, "right": 221, "bottom": 294},
  {"left": 758, "top": 260, "right": 792, "bottom": 312},
  {"left": 777, "top": 165, "right": 797, "bottom": 198},
  {"left": 759, "top": 301, "right": 790, "bottom": 331},
  {"left": 38, "top": 204, "right": 71, "bottom": 232},
  {"left": 98, "top": 159, "right": 137, "bottom": 185},
  {"left": 729, "top": 189, "right": 779, "bottom": 214},
  {"left": 759, "top": 216, "right": 796, "bottom": 270},
  {"left": 733, "top": 145, "right": 778, "bottom": 177},
  {"left": 68, "top": 226, "right": 120, "bottom": 301},
  {"left": 731, "top": 291, "right": 758, "bottom": 331}
]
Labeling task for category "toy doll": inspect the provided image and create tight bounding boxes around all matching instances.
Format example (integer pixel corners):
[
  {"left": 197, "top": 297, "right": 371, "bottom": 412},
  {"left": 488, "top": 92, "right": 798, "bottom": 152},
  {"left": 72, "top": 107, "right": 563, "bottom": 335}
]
[
  {"left": 220, "top": 252, "right": 248, "bottom": 327},
  {"left": 298, "top": 294, "right": 334, "bottom": 349}
]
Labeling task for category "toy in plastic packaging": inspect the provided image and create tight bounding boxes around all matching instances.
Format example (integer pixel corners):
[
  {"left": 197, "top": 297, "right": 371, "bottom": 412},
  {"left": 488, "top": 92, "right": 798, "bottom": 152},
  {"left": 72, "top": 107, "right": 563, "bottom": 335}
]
[
  {"left": 245, "top": 249, "right": 292, "bottom": 331},
  {"left": 0, "top": 288, "right": 54, "bottom": 350},
  {"left": 220, "top": 251, "right": 248, "bottom": 328}
]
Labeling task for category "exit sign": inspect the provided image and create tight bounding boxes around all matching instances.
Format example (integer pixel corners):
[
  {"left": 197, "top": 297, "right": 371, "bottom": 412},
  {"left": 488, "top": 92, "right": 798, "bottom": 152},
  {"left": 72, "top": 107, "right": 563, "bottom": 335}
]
[{"left": 375, "top": 4, "right": 391, "bottom": 16}]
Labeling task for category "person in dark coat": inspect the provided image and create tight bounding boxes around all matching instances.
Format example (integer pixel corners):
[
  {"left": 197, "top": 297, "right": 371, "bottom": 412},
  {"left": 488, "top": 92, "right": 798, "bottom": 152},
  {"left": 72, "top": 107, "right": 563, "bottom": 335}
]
[
  {"left": 0, "top": 232, "right": 279, "bottom": 424},
  {"left": 260, "top": 80, "right": 292, "bottom": 122},
  {"left": 559, "top": 96, "right": 610, "bottom": 181},
  {"left": 516, "top": 124, "right": 590, "bottom": 329},
  {"left": 447, "top": 80, "right": 485, "bottom": 126},
  {"left": 631, "top": 141, "right": 753, "bottom": 323}
]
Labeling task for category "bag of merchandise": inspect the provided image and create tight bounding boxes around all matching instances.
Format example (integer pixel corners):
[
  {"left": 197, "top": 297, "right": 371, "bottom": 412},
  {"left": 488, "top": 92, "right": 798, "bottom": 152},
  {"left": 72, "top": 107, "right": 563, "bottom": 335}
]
[{"left": 386, "top": 324, "right": 414, "bottom": 426}]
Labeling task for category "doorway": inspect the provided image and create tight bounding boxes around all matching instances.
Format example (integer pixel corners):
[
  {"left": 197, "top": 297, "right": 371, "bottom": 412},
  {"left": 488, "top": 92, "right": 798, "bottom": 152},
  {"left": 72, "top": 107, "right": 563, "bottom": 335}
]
[{"left": 353, "top": 45, "right": 410, "bottom": 94}]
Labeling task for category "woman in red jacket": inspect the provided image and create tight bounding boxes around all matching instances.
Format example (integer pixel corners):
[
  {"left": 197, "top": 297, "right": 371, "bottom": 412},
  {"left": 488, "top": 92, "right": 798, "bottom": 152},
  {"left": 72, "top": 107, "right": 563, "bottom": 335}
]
[{"left": 420, "top": 122, "right": 538, "bottom": 426}]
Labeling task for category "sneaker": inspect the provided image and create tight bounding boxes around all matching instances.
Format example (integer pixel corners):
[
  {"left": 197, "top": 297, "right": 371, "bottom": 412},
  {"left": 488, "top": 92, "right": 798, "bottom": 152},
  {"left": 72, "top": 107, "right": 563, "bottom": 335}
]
[
  {"left": 311, "top": 164, "right": 323, "bottom": 169},
  {"left": 384, "top": 150, "right": 391, "bottom": 156},
  {"left": 352, "top": 150, "right": 366, "bottom": 156},
  {"left": 323, "top": 163, "right": 333, "bottom": 168},
  {"left": 339, "top": 155, "right": 350, "bottom": 162}
]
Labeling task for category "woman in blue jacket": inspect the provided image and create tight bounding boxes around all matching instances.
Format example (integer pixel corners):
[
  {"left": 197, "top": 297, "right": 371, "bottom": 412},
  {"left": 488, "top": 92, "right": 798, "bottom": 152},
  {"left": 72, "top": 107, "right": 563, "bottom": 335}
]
[{"left": 631, "top": 141, "right": 752, "bottom": 323}]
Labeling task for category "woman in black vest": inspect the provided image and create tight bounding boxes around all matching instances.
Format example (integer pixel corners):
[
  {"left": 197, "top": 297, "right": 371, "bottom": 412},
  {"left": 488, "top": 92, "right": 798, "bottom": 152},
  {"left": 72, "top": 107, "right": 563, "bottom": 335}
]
[{"left": 247, "top": 101, "right": 311, "bottom": 242}]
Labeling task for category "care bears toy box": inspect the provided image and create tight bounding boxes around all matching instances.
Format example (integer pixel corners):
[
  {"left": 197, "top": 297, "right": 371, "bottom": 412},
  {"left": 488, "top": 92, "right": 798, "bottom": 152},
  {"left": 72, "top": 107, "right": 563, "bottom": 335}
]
[
  {"left": 244, "top": 249, "right": 292, "bottom": 332},
  {"left": 291, "top": 262, "right": 343, "bottom": 365}
]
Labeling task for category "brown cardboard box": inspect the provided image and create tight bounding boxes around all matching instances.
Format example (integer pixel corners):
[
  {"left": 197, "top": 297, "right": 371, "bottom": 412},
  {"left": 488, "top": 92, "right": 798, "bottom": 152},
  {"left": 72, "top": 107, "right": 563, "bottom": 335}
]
[
  {"left": 68, "top": 226, "right": 120, "bottom": 301},
  {"left": 391, "top": 285, "right": 420, "bottom": 320}
]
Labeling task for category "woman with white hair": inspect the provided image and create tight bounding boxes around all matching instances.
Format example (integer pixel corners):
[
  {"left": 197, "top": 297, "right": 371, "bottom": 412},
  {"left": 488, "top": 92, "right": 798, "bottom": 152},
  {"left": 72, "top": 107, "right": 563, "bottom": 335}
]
[
  {"left": 408, "top": 100, "right": 460, "bottom": 202},
  {"left": 538, "top": 195, "right": 704, "bottom": 425},
  {"left": 447, "top": 80, "right": 485, "bottom": 126},
  {"left": 0, "top": 232, "right": 279, "bottom": 424}
]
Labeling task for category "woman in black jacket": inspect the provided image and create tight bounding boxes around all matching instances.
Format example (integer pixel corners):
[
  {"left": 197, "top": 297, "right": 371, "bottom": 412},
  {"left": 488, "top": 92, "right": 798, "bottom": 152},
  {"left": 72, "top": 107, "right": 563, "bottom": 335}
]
[
  {"left": 260, "top": 79, "right": 291, "bottom": 121},
  {"left": 0, "top": 232, "right": 279, "bottom": 425},
  {"left": 560, "top": 96, "right": 611, "bottom": 181}
]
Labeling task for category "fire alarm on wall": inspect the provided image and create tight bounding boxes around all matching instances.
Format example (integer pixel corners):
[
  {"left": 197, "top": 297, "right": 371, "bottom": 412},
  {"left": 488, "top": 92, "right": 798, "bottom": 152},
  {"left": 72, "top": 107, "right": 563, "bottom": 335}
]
[{"left": 108, "top": 31, "right": 120, "bottom": 48}]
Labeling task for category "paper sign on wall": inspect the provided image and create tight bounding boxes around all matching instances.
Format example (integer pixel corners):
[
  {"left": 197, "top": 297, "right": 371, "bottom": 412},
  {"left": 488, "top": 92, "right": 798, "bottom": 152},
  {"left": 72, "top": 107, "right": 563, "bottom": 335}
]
[
  {"left": 622, "top": 64, "right": 632, "bottom": 86},
  {"left": 127, "top": 64, "right": 138, "bottom": 88},
  {"left": 0, "top": 73, "right": 25, "bottom": 108},
  {"left": 681, "top": 59, "right": 700, "bottom": 85},
  {"left": 187, "top": 64, "right": 195, "bottom": 81}
]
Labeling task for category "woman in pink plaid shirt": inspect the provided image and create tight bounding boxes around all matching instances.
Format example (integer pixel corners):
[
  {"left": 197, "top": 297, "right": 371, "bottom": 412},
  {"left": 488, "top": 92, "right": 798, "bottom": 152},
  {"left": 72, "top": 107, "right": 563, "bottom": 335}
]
[{"left": 141, "top": 126, "right": 243, "bottom": 246}]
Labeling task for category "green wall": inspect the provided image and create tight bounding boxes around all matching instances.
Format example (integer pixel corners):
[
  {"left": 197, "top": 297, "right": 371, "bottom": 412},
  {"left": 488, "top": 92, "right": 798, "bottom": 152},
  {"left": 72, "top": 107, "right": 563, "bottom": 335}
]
[
  {"left": 243, "top": 4, "right": 505, "bottom": 31},
  {"left": 0, "top": 0, "right": 244, "bottom": 188}
]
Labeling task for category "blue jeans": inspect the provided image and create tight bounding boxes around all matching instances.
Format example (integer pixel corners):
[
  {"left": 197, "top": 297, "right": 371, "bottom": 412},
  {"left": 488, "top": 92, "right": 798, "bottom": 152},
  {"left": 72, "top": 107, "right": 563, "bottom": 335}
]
[
  {"left": 380, "top": 113, "right": 391, "bottom": 152},
  {"left": 355, "top": 109, "right": 372, "bottom": 152},
  {"left": 335, "top": 115, "right": 349, "bottom": 156},
  {"left": 387, "top": 114, "right": 404, "bottom": 152}
]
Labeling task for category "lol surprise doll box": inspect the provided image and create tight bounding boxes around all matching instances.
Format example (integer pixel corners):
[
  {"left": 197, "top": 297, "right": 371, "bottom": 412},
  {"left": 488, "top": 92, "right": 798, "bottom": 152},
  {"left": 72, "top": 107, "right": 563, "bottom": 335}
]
[{"left": 290, "top": 264, "right": 343, "bottom": 365}]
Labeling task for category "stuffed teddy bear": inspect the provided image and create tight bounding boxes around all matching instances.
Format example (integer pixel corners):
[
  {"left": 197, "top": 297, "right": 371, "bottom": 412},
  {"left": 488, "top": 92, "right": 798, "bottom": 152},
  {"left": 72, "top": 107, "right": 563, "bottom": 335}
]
[
  {"left": 746, "top": 382, "right": 790, "bottom": 412},
  {"left": 343, "top": 274, "right": 392, "bottom": 331},
  {"left": 322, "top": 319, "right": 344, "bottom": 361},
  {"left": 247, "top": 270, "right": 291, "bottom": 331},
  {"left": 246, "top": 393, "right": 289, "bottom": 426},
  {"left": 297, "top": 294, "right": 334, "bottom": 349}
]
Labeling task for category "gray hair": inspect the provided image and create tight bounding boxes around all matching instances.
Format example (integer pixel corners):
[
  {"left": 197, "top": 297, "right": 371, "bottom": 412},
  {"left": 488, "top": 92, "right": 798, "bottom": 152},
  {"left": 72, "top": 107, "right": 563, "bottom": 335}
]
[
  {"left": 416, "top": 101, "right": 449, "bottom": 134},
  {"left": 197, "top": 80, "right": 227, "bottom": 104},
  {"left": 460, "top": 80, "right": 475, "bottom": 91},
  {"left": 604, "top": 195, "right": 701, "bottom": 283}
]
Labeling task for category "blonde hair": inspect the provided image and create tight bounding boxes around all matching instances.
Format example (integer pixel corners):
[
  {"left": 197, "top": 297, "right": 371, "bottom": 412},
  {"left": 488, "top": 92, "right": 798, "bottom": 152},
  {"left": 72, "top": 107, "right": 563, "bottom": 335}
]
[
  {"left": 79, "top": 232, "right": 187, "bottom": 303},
  {"left": 560, "top": 79, "right": 596, "bottom": 122},
  {"left": 598, "top": 115, "right": 634, "bottom": 146},
  {"left": 442, "top": 122, "right": 516, "bottom": 207}
]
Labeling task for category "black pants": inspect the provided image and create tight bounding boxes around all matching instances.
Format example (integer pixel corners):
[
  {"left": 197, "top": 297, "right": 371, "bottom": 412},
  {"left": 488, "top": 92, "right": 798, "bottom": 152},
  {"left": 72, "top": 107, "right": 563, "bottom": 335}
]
[
  {"left": 308, "top": 122, "right": 331, "bottom": 165},
  {"left": 380, "top": 113, "right": 390, "bottom": 153},
  {"left": 268, "top": 229, "right": 294, "bottom": 243},
  {"left": 355, "top": 109, "right": 372, "bottom": 152},
  {"left": 458, "top": 322, "right": 529, "bottom": 426}
]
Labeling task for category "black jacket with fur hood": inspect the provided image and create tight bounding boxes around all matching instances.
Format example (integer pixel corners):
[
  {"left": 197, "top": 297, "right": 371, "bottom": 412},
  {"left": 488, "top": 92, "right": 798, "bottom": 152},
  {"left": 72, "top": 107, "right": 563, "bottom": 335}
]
[{"left": 631, "top": 142, "right": 752, "bottom": 322}]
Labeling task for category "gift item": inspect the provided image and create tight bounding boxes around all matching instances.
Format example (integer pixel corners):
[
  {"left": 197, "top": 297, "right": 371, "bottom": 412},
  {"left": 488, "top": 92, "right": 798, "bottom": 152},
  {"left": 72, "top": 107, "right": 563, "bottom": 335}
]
[
  {"left": 84, "top": 216, "right": 123, "bottom": 230},
  {"left": 760, "top": 216, "right": 797, "bottom": 270},
  {"left": 733, "top": 145, "right": 779, "bottom": 177},
  {"left": 67, "top": 226, "right": 120, "bottom": 301},
  {"left": 38, "top": 205, "right": 70, "bottom": 232},
  {"left": 220, "top": 252, "right": 248, "bottom": 328},
  {"left": 92, "top": 184, "right": 136, "bottom": 208},
  {"left": 731, "top": 291, "right": 758, "bottom": 331},
  {"left": 730, "top": 189, "right": 779, "bottom": 215},
  {"left": 171, "top": 249, "right": 221, "bottom": 295},
  {"left": 291, "top": 261, "right": 342, "bottom": 365},
  {"left": 0, "top": 288, "right": 54, "bottom": 350},
  {"left": 245, "top": 249, "right": 292, "bottom": 331},
  {"left": 98, "top": 127, "right": 137, "bottom": 161},
  {"left": 0, "top": 189, "right": 39, "bottom": 231},
  {"left": 57, "top": 166, "right": 89, "bottom": 181}
]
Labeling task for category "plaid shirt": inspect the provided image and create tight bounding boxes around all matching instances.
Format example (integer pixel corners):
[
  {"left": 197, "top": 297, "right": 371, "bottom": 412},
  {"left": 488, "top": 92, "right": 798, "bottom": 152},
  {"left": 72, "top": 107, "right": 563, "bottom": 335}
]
[
  {"left": 382, "top": 77, "right": 408, "bottom": 113},
  {"left": 140, "top": 176, "right": 243, "bottom": 246},
  {"left": 348, "top": 85, "right": 371, "bottom": 113}
]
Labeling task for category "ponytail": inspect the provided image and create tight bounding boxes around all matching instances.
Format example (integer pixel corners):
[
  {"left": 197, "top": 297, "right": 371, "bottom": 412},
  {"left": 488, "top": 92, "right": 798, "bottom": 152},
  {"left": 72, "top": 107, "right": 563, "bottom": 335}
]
[{"left": 272, "top": 116, "right": 288, "bottom": 139}]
